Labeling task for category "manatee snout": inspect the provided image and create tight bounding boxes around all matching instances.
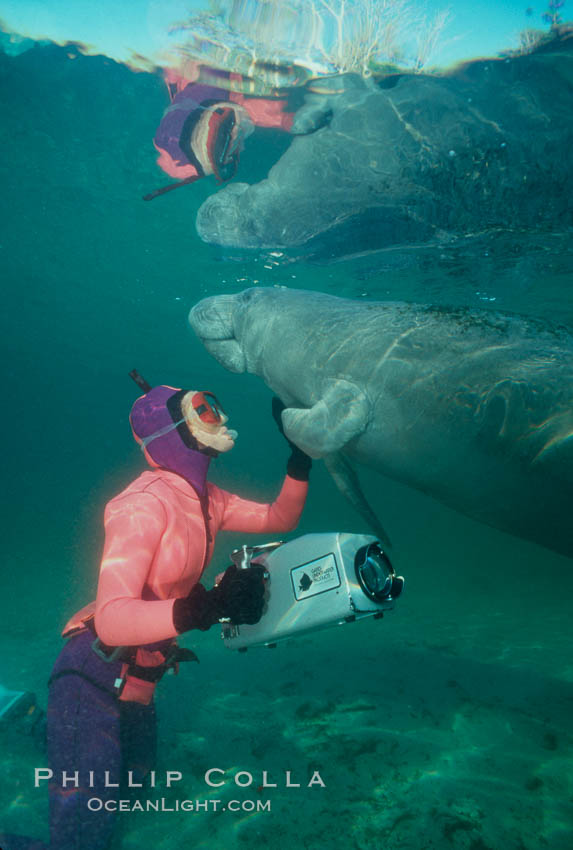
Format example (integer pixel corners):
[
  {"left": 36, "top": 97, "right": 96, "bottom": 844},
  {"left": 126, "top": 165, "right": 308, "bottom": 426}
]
[
  {"left": 196, "top": 183, "right": 252, "bottom": 248},
  {"left": 188, "top": 294, "right": 238, "bottom": 339},
  {"left": 189, "top": 294, "right": 247, "bottom": 374}
]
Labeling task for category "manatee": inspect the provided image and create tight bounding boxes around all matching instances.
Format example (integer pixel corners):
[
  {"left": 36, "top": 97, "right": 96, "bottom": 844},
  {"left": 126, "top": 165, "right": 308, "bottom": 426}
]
[
  {"left": 195, "top": 34, "right": 573, "bottom": 260},
  {"left": 189, "top": 287, "right": 573, "bottom": 559}
]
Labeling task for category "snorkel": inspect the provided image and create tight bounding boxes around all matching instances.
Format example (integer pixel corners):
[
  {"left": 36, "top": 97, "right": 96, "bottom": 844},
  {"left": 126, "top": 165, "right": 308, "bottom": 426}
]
[{"left": 142, "top": 174, "right": 201, "bottom": 202}]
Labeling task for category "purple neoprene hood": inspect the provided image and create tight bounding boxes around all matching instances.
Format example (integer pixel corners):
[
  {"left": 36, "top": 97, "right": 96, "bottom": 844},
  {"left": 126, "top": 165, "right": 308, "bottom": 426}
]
[
  {"left": 129, "top": 385, "right": 210, "bottom": 495},
  {"left": 154, "top": 82, "right": 227, "bottom": 167}
]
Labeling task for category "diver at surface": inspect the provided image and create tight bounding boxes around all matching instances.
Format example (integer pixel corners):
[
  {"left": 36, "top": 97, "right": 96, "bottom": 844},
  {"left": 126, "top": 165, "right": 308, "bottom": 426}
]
[
  {"left": 0, "top": 372, "right": 311, "bottom": 850},
  {"left": 145, "top": 63, "right": 295, "bottom": 200}
]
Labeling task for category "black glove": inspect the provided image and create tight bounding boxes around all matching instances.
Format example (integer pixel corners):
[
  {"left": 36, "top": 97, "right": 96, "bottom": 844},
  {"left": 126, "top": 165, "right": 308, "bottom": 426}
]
[
  {"left": 172, "top": 564, "right": 266, "bottom": 634},
  {"left": 272, "top": 397, "right": 312, "bottom": 482}
]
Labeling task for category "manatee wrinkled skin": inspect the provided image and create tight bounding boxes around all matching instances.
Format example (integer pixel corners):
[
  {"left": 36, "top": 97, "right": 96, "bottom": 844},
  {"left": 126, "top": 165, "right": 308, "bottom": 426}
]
[
  {"left": 196, "top": 36, "right": 573, "bottom": 258},
  {"left": 190, "top": 287, "right": 573, "bottom": 559}
]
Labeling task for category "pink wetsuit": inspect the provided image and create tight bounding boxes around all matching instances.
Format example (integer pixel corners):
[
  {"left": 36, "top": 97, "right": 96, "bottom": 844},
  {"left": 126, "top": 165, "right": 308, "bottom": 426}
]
[
  {"left": 154, "top": 71, "right": 293, "bottom": 179},
  {"left": 94, "top": 468, "right": 307, "bottom": 647}
]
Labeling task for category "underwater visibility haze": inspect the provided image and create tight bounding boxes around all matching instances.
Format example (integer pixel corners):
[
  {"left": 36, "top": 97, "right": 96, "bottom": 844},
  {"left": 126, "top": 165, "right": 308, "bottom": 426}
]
[{"left": 1, "top": 2, "right": 573, "bottom": 849}]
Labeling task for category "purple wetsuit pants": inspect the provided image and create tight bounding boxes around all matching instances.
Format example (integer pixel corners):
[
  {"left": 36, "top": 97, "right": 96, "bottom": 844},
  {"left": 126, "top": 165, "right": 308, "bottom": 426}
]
[{"left": 0, "top": 630, "right": 156, "bottom": 850}]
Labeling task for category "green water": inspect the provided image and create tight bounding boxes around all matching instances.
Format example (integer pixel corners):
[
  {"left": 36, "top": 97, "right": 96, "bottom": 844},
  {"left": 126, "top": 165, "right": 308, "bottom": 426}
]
[{"left": 1, "top": 40, "right": 572, "bottom": 850}]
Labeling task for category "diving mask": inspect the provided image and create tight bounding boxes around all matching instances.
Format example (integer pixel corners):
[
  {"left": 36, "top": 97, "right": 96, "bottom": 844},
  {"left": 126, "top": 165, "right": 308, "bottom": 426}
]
[
  {"left": 191, "top": 391, "right": 226, "bottom": 424},
  {"left": 140, "top": 392, "right": 238, "bottom": 451}
]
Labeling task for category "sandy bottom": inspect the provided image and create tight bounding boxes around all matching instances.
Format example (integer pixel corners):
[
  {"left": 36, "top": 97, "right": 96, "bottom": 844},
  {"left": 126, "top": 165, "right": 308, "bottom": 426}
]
[
  {"left": 2, "top": 605, "right": 572, "bottom": 850},
  {"left": 2, "top": 475, "right": 572, "bottom": 850}
]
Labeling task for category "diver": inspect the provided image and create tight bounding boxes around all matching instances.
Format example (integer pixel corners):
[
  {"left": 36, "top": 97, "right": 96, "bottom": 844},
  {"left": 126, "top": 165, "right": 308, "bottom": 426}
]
[
  {"left": 144, "top": 64, "right": 294, "bottom": 200},
  {"left": 0, "top": 373, "right": 311, "bottom": 850}
]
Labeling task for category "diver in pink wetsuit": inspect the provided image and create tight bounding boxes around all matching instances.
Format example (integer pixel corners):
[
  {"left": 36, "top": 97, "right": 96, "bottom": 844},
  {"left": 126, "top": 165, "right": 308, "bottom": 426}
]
[
  {"left": 94, "top": 381, "right": 309, "bottom": 658},
  {"left": 144, "top": 65, "right": 295, "bottom": 200},
  {"left": 0, "top": 374, "right": 310, "bottom": 850}
]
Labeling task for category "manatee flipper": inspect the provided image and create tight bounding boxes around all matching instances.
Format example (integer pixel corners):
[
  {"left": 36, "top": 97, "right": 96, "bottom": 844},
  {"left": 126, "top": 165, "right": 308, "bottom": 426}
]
[
  {"left": 324, "top": 453, "right": 393, "bottom": 549},
  {"left": 290, "top": 76, "right": 365, "bottom": 135},
  {"left": 290, "top": 93, "right": 334, "bottom": 134},
  {"left": 280, "top": 379, "right": 369, "bottom": 458}
]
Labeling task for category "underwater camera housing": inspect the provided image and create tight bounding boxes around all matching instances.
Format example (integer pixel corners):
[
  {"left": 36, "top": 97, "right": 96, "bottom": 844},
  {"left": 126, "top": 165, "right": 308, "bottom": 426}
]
[{"left": 221, "top": 533, "right": 404, "bottom": 651}]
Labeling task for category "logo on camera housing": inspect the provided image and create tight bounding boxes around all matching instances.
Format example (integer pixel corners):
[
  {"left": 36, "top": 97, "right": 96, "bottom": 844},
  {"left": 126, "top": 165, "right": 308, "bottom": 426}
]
[{"left": 291, "top": 554, "right": 341, "bottom": 601}]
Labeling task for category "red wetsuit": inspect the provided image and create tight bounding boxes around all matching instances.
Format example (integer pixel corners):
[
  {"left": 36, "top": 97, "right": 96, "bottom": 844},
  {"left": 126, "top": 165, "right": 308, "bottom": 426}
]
[{"left": 94, "top": 468, "right": 307, "bottom": 647}]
